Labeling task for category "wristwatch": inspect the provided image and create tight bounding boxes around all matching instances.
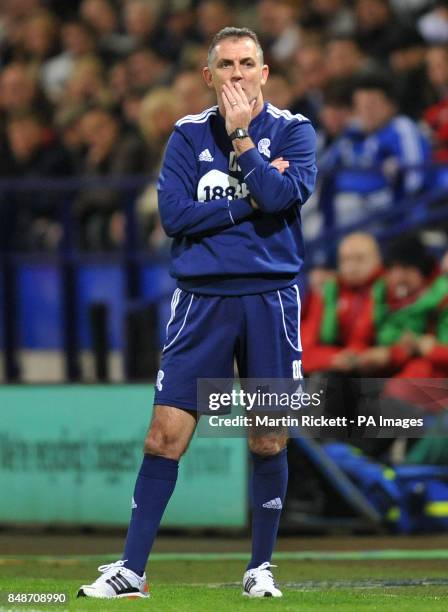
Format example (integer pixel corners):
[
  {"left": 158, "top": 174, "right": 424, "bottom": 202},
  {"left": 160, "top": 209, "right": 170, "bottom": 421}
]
[{"left": 230, "top": 128, "right": 249, "bottom": 141}]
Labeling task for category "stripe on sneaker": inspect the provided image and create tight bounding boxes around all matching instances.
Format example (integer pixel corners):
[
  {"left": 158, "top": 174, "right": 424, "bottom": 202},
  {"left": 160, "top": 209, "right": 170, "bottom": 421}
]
[
  {"left": 116, "top": 573, "right": 133, "bottom": 590},
  {"left": 112, "top": 575, "right": 128, "bottom": 591},
  {"left": 106, "top": 578, "right": 121, "bottom": 595}
]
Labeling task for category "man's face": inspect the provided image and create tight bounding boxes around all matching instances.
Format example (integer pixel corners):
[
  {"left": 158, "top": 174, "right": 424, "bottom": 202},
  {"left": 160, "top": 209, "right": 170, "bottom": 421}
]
[
  {"left": 386, "top": 265, "right": 425, "bottom": 300},
  {"left": 7, "top": 119, "right": 42, "bottom": 161},
  {"left": 338, "top": 235, "right": 380, "bottom": 286},
  {"left": 81, "top": 110, "right": 117, "bottom": 151},
  {"left": 203, "top": 37, "right": 268, "bottom": 111},
  {"left": 353, "top": 89, "right": 395, "bottom": 133}
]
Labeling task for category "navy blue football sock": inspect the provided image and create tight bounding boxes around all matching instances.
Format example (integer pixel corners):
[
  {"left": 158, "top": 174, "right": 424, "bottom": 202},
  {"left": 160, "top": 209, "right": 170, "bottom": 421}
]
[
  {"left": 123, "top": 454, "right": 178, "bottom": 576},
  {"left": 247, "top": 448, "right": 288, "bottom": 571}
]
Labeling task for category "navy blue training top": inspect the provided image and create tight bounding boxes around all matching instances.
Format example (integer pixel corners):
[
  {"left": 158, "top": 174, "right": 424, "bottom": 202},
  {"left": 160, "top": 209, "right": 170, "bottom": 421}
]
[{"left": 157, "top": 102, "right": 317, "bottom": 295}]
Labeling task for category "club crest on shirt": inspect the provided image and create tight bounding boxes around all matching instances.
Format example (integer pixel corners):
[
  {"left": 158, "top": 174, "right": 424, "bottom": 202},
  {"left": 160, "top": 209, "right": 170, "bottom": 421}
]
[{"left": 258, "top": 138, "right": 271, "bottom": 157}]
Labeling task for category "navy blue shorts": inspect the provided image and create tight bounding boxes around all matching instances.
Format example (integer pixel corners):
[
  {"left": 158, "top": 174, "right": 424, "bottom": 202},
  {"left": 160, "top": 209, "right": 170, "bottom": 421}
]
[{"left": 154, "top": 285, "right": 303, "bottom": 412}]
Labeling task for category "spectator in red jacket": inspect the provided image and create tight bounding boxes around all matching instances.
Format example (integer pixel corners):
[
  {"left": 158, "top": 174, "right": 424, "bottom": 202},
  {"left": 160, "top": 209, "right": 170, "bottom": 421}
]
[{"left": 301, "top": 231, "right": 382, "bottom": 374}]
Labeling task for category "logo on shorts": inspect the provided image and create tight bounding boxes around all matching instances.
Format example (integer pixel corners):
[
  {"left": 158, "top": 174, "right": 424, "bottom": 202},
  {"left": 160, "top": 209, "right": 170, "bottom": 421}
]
[
  {"left": 258, "top": 138, "right": 271, "bottom": 157},
  {"left": 156, "top": 369, "right": 165, "bottom": 391},
  {"left": 292, "top": 360, "right": 303, "bottom": 380}
]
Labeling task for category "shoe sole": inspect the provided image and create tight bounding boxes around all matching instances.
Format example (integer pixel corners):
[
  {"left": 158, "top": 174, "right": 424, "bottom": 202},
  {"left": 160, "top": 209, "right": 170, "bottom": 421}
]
[
  {"left": 242, "top": 591, "right": 282, "bottom": 598},
  {"left": 77, "top": 590, "right": 149, "bottom": 599}
]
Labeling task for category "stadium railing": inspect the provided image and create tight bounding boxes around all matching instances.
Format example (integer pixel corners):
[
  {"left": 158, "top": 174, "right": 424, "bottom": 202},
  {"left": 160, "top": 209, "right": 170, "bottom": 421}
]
[{"left": 1, "top": 163, "right": 447, "bottom": 382}]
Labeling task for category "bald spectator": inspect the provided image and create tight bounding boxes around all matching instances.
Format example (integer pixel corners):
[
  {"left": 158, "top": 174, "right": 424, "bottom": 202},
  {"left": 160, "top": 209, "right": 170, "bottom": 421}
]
[{"left": 302, "top": 232, "right": 383, "bottom": 374}]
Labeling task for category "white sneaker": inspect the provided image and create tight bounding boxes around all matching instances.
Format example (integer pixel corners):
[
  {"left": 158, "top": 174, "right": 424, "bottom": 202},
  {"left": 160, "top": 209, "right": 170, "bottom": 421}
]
[
  {"left": 77, "top": 560, "right": 149, "bottom": 599},
  {"left": 242, "top": 561, "right": 283, "bottom": 598}
]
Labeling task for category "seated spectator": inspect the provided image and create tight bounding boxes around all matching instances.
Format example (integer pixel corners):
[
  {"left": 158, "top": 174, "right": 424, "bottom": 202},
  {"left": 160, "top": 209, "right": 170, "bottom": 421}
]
[
  {"left": 3, "top": 111, "right": 73, "bottom": 250},
  {"left": 300, "top": 0, "right": 355, "bottom": 37},
  {"left": 126, "top": 47, "right": 171, "bottom": 94},
  {"left": 261, "top": 72, "right": 295, "bottom": 113},
  {"left": 62, "top": 54, "right": 112, "bottom": 107},
  {"left": 138, "top": 87, "right": 182, "bottom": 174},
  {"left": 388, "top": 28, "right": 433, "bottom": 119},
  {"left": 74, "top": 106, "right": 147, "bottom": 250},
  {"left": 172, "top": 70, "right": 214, "bottom": 116},
  {"left": 425, "top": 43, "right": 448, "bottom": 100},
  {"left": 355, "top": 235, "right": 440, "bottom": 374},
  {"left": 422, "top": 45, "right": 448, "bottom": 162},
  {"left": 354, "top": 0, "right": 417, "bottom": 62},
  {"left": 41, "top": 19, "right": 97, "bottom": 102},
  {"left": 21, "top": 9, "right": 60, "bottom": 70},
  {"left": 195, "top": 0, "right": 235, "bottom": 46},
  {"left": 418, "top": 0, "right": 448, "bottom": 44},
  {"left": 123, "top": 0, "right": 160, "bottom": 46},
  {"left": 257, "top": 0, "right": 302, "bottom": 67},
  {"left": 136, "top": 87, "right": 183, "bottom": 249},
  {"left": 148, "top": 2, "right": 197, "bottom": 63},
  {"left": 301, "top": 232, "right": 383, "bottom": 375},
  {"left": 324, "top": 36, "right": 373, "bottom": 80},
  {"left": 355, "top": 237, "right": 448, "bottom": 417},
  {"left": 0, "top": 61, "right": 53, "bottom": 121},
  {"left": 320, "top": 72, "right": 431, "bottom": 228},
  {"left": 80, "top": 0, "right": 133, "bottom": 62},
  {"left": 317, "top": 77, "right": 353, "bottom": 155},
  {"left": 291, "top": 44, "right": 328, "bottom": 126}
]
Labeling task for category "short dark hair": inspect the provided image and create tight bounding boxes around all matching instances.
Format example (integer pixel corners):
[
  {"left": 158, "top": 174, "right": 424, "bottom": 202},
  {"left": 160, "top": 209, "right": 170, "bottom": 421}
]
[
  {"left": 322, "top": 78, "right": 354, "bottom": 108},
  {"left": 352, "top": 71, "right": 398, "bottom": 103},
  {"left": 386, "top": 234, "right": 435, "bottom": 277},
  {"left": 207, "top": 27, "right": 264, "bottom": 67}
]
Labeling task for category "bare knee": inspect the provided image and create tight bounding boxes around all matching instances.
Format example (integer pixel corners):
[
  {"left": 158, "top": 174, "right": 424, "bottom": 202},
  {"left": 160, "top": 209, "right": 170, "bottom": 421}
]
[
  {"left": 248, "top": 434, "right": 288, "bottom": 457},
  {"left": 143, "top": 406, "right": 196, "bottom": 460},
  {"left": 143, "top": 421, "right": 186, "bottom": 460}
]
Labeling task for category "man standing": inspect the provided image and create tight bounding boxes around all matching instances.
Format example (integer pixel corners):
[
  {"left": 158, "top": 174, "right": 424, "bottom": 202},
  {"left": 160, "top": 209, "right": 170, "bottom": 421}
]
[{"left": 78, "top": 27, "right": 316, "bottom": 600}]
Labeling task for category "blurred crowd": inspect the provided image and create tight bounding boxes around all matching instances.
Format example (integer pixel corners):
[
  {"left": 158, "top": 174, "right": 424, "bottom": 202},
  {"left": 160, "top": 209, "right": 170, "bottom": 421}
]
[
  {"left": 301, "top": 231, "right": 448, "bottom": 452},
  {"left": 0, "top": 0, "right": 448, "bottom": 251}
]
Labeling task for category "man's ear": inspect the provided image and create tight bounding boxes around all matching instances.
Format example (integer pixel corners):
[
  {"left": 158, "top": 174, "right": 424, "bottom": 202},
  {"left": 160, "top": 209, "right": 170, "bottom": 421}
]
[
  {"left": 260, "top": 64, "right": 269, "bottom": 87},
  {"left": 203, "top": 66, "right": 214, "bottom": 89}
]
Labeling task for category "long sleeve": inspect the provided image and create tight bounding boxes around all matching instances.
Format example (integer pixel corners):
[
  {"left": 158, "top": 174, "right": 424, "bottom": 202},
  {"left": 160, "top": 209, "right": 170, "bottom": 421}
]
[
  {"left": 390, "top": 116, "right": 430, "bottom": 194},
  {"left": 237, "top": 120, "right": 317, "bottom": 213},
  {"left": 157, "top": 129, "right": 253, "bottom": 238}
]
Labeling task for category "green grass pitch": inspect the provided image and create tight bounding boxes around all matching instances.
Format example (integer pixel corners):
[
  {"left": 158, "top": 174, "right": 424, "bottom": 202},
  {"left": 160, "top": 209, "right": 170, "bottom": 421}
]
[{"left": 1, "top": 555, "right": 448, "bottom": 611}]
